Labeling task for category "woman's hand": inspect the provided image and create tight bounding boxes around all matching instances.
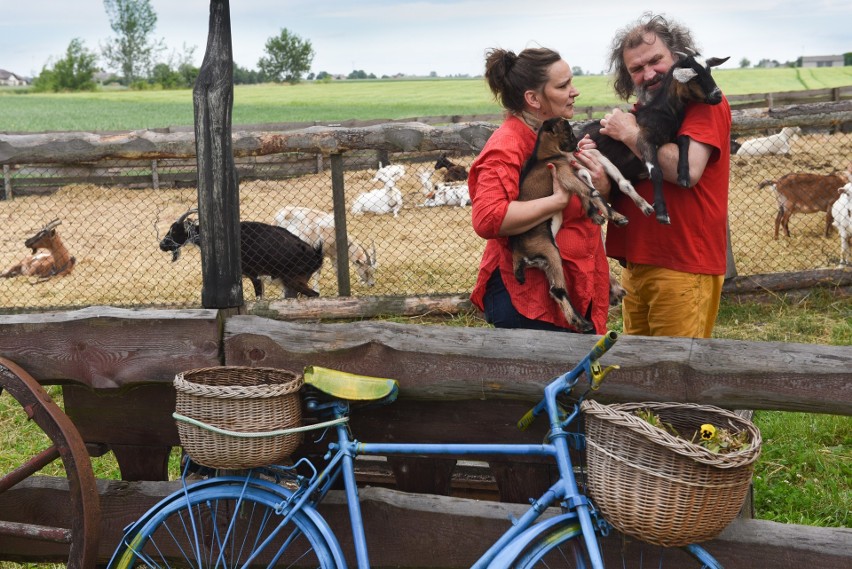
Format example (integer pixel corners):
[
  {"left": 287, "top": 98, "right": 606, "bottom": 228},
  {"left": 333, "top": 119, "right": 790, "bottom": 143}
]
[{"left": 571, "top": 148, "right": 612, "bottom": 198}]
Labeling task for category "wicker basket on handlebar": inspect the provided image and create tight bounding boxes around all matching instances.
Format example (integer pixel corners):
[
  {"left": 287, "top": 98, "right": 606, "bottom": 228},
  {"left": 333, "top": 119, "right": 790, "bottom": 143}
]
[
  {"left": 581, "top": 399, "right": 761, "bottom": 547},
  {"left": 174, "top": 366, "right": 303, "bottom": 469}
]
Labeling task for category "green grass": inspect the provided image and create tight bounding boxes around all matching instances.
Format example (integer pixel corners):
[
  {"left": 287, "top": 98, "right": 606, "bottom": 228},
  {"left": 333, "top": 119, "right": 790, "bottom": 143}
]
[{"left": 2, "top": 66, "right": 851, "bottom": 132}]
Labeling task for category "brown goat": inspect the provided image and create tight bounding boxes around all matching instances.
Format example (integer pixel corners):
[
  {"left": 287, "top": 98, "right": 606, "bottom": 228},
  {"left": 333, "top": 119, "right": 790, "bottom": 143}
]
[
  {"left": 1, "top": 219, "right": 76, "bottom": 281},
  {"left": 509, "top": 117, "right": 627, "bottom": 332},
  {"left": 434, "top": 154, "right": 468, "bottom": 183},
  {"left": 759, "top": 171, "right": 851, "bottom": 239}
]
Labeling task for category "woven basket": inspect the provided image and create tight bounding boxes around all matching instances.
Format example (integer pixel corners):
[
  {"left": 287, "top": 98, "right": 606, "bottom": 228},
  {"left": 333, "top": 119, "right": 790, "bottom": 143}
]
[
  {"left": 581, "top": 399, "right": 761, "bottom": 547},
  {"left": 174, "top": 366, "right": 303, "bottom": 469}
]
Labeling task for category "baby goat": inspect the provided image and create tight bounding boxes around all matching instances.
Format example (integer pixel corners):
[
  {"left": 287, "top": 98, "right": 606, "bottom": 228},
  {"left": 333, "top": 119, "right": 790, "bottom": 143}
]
[
  {"left": 371, "top": 162, "right": 405, "bottom": 185},
  {"left": 434, "top": 154, "right": 468, "bottom": 183},
  {"left": 418, "top": 171, "right": 470, "bottom": 207},
  {"left": 274, "top": 206, "right": 377, "bottom": 292},
  {"left": 1, "top": 219, "right": 76, "bottom": 281},
  {"left": 159, "top": 208, "right": 323, "bottom": 298},
  {"left": 580, "top": 51, "right": 729, "bottom": 224},
  {"left": 510, "top": 117, "right": 627, "bottom": 332},
  {"left": 736, "top": 126, "right": 801, "bottom": 157},
  {"left": 351, "top": 180, "right": 403, "bottom": 217}
]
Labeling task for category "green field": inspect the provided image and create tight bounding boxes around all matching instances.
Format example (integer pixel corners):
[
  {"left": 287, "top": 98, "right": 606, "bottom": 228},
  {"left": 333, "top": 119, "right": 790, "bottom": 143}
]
[{"left": 1, "top": 66, "right": 851, "bottom": 132}]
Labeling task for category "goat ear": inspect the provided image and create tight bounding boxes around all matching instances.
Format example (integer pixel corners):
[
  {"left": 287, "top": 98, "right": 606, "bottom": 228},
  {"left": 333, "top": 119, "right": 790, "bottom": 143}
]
[
  {"left": 672, "top": 68, "right": 698, "bottom": 83},
  {"left": 706, "top": 56, "right": 730, "bottom": 68}
]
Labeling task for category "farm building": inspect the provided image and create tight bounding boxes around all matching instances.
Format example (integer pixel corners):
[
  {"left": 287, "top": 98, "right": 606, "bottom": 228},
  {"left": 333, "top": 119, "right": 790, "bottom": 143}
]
[
  {"left": 0, "top": 69, "right": 27, "bottom": 85},
  {"left": 800, "top": 55, "right": 844, "bottom": 67}
]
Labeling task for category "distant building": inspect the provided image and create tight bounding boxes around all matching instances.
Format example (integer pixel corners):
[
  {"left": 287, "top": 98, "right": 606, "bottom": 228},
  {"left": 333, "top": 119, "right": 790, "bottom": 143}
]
[
  {"left": 0, "top": 69, "right": 28, "bottom": 86},
  {"left": 801, "top": 55, "right": 844, "bottom": 68}
]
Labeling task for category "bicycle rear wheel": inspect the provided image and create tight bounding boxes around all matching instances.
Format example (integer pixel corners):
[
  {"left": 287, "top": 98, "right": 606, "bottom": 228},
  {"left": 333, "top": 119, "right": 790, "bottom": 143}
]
[{"left": 109, "top": 480, "right": 337, "bottom": 569}]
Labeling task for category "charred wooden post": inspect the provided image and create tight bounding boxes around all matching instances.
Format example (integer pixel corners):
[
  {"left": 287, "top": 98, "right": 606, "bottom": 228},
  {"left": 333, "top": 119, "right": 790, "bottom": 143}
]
[{"left": 193, "top": 0, "right": 243, "bottom": 308}]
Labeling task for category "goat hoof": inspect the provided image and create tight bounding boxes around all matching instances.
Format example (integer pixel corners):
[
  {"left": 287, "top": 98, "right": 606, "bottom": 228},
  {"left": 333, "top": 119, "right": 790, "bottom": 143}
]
[
  {"left": 677, "top": 177, "right": 690, "bottom": 188},
  {"left": 656, "top": 213, "right": 671, "bottom": 225},
  {"left": 612, "top": 214, "right": 629, "bottom": 227},
  {"left": 641, "top": 205, "right": 655, "bottom": 217},
  {"left": 575, "top": 319, "right": 595, "bottom": 333}
]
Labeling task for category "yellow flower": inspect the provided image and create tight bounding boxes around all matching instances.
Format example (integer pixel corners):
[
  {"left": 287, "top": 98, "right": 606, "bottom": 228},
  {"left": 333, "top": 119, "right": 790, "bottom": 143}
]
[{"left": 700, "top": 423, "right": 716, "bottom": 441}]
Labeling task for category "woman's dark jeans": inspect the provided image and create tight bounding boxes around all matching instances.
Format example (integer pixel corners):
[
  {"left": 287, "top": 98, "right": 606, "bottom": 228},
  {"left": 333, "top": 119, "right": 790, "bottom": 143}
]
[{"left": 482, "top": 270, "right": 570, "bottom": 332}]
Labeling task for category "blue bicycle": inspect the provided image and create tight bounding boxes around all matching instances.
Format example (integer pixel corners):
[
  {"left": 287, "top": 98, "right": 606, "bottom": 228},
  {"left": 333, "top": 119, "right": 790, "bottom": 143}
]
[{"left": 108, "top": 330, "right": 722, "bottom": 568}]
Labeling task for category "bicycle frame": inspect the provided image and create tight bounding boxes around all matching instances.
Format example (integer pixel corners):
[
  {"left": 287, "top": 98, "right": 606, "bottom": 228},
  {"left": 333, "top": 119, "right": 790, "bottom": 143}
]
[{"left": 276, "top": 331, "right": 621, "bottom": 569}]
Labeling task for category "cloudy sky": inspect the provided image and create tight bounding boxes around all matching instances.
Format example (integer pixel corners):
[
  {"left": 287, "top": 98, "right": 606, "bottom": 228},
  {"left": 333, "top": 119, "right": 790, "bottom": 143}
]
[{"left": 2, "top": 1, "right": 850, "bottom": 79}]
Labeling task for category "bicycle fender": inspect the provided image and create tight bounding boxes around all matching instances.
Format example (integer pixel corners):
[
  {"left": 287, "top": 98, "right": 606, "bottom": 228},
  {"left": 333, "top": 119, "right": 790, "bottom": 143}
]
[{"left": 485, "top": 513, "right": 582, "bottom": 569}]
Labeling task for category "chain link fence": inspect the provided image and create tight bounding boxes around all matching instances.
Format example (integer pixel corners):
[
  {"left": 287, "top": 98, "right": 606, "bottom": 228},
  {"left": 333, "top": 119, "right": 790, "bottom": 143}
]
[{"left": 1, "top": 116, "right": 850, "bottom": 314}]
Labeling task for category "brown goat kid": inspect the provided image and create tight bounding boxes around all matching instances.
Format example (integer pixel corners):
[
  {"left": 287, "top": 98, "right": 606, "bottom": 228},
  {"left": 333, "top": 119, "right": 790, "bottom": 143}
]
[
  {"left": 510, "top": 117, "right": 627, "bottom": 332},
  {"left": 1, "top": 219, "right": 76, "bottom": 281},
  {"left": 759, "top": 171, "right": 852, "bottom": 239}
]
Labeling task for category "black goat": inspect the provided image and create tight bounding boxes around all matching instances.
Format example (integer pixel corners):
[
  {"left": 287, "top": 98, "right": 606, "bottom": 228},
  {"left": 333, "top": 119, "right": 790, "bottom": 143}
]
[
  {"left": 434, "top": 154, "right": 468, "bottom": 183},
  {"left": 159, "top": 209, "right": 323, "bottom": 298},
  {"left": 580, "top": 52, "right": 729, "bottom": 224}
]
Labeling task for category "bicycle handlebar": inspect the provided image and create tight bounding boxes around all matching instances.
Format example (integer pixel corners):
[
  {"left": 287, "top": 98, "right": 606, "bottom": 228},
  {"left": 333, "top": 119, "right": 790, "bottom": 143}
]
[
  {"left": 517, "top": 330, "right": 619, "bottom": 431},
  {"left": 587, "top": 330, "right": 619, "bottom": 364}
]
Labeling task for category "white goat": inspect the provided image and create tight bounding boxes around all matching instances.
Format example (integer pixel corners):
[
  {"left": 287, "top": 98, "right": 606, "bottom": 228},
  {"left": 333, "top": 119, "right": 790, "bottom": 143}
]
[
  {"left": 274, "top": 206, "right": 377, "bottom": 291},
  {"left": 371, "top": 162, "right": 405, "bottom": 185},
  {"left": 351, "top": 180, "right": 403, "bottom": 217},
  {"left": 831, "top": 182, "right": 852, "bottom": 265},
  {"left": 418, "top": 171, "right": 470, "bottom": 207},
  {"left": 735, "top": 126, "right": 802, "bottom": 156}
]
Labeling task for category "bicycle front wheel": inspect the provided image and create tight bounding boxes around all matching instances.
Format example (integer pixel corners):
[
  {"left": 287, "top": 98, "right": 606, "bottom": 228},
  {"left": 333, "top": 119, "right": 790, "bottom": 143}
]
[
  {"left": 510, "top": 523, "right": 723, "bottom": 569},
  {"left": 109, "top": 481, "right": 338, "bottom": 569},
  {"left": 509, "top": 521, "right": 592, "bottom": 568}
]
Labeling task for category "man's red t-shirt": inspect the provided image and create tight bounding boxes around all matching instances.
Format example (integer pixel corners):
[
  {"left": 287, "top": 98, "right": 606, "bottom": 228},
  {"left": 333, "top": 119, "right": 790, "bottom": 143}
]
[{"left": 605, "top": 98, "right": 731, "bottom": 275}]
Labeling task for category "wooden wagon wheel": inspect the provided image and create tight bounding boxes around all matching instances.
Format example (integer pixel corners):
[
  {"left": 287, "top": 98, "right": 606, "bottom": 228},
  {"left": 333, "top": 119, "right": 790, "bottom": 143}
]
[{"left": 0, "top": 357, "right": 100, "bottom": 569}]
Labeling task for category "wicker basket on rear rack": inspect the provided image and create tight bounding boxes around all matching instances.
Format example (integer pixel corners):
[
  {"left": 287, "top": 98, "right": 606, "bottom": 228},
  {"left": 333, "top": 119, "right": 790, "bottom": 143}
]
[
  {"left": 174, "top": 366, "right": 303, "bottom": 469},
  {"left": 581, "top": 399, "right": 761, "bottom": 547}
]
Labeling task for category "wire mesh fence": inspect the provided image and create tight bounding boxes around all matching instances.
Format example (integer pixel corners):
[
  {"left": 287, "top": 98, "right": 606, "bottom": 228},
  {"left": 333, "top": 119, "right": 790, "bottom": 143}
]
[{"left": 1, "top": 118, "right": 850, "bottom": 314}]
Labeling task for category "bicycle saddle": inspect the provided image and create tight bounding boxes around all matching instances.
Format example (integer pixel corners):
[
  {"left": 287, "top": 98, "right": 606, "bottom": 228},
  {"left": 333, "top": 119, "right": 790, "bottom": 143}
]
[{"left": 303, "top": 365, "right": 399, "bottom": 403}]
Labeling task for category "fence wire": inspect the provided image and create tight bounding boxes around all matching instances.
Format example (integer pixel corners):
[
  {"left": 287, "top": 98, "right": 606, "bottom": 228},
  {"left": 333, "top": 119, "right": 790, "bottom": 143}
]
[{"left": 1, "top": 122, "right": 850, "bottom": 314}]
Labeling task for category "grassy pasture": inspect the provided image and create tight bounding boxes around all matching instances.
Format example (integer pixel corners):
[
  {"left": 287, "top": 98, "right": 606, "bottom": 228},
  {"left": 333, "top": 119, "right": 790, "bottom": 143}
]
[{"left": 1, "top": 66, "right": 851, "bottom": 132}]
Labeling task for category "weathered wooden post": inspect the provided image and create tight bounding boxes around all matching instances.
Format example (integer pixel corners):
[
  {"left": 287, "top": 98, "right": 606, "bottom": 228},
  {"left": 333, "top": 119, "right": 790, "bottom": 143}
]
[{"left": 193, "top": 0, "right": 243, "bottom": 308}]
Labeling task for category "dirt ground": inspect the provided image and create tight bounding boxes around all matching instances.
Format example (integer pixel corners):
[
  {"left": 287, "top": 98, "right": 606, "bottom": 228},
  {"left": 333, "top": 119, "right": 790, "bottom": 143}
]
[{"left": 1, "top": 130, "right": 850, "bottom": 312}]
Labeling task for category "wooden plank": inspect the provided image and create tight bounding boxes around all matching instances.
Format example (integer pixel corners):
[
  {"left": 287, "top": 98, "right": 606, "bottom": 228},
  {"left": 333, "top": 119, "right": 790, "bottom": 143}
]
[
  {"left": 0, "top": 306, "right": 220, "bottom": 389},
  {"left": 0, "top": 478, "right": 849, "bottom": 568},
  {"left": 223, "top": 317, "right": 852, "bottom": 414}
]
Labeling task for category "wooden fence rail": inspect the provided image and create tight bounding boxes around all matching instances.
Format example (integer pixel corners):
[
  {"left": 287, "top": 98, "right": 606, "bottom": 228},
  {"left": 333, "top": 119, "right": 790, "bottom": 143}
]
[{"left": 0, "top": 307, "right": 850, "bottom": 566}]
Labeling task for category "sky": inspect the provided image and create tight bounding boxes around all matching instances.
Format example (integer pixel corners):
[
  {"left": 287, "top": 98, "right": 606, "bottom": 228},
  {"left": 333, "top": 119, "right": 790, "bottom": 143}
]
[{"left": 1, "top": 1, "right": 850, "bottom": 80}]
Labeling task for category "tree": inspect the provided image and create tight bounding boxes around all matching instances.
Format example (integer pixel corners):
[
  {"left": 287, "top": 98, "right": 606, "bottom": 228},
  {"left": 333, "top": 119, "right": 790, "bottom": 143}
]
[
  {"left": 739, "top": 58, "right": 751, "bottom": 68},
  {"left": 101, "top": 0, "right": 164, "bottom": 84},
  {"left": 257, "top": 28, "right": 314, "bottom": 84},
  {"left": 33, "top": 38, "right": 98, "bottom": 92}
]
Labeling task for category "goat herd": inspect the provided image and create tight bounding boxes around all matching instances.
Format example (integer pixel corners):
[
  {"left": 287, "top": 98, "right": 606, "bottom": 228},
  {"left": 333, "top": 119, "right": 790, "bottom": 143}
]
[{"left": 2, "top": 102, "right": 851, "bottom": 300}]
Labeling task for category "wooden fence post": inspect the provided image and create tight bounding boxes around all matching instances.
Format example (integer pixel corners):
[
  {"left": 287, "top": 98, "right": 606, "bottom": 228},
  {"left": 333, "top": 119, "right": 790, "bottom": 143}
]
[
  {"left": 2, "top": 165, "right": 10, "bottom": 200},
  {"left": 193, "top": 0, "right": 243, "bottom": 308},
  {"left": 330, "top": 153, "right": 352, "bottom": 296},
  {"left": 151, "top": 160, "right": 159, "bottom": 190}
]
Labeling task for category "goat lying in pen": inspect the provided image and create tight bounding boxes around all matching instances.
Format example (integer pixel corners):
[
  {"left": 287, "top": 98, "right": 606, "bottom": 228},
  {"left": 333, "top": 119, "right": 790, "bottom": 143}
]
[
  {"left": 510, "top": 117, "right": 628, "bottom": 332},
  {"left": 1, "top": 219, "right": 76, "bottom": 281},
  {"left": 159, "top": 209, "right": 323, "bottom": 298},
  {"left": 580, "top": 51, "right": 729, "bottom": 224},
  {"left": 434, "top": 154, "right": 469, "bottom": 183}
]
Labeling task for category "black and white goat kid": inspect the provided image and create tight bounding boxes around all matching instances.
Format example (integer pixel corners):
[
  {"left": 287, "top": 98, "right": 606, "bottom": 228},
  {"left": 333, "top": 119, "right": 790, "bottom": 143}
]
[
  {"left": 580, "top": 51, "right": 729, "bottom": 224},
  {"left": 160, "top": 208, "right": 323, "bottom": 298}
]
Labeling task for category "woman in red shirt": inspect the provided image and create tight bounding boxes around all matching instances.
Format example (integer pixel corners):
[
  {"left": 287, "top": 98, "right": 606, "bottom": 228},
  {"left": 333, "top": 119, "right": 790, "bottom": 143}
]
[{"left": 469, "top": 47, "right": 613, "bottom": 334}]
